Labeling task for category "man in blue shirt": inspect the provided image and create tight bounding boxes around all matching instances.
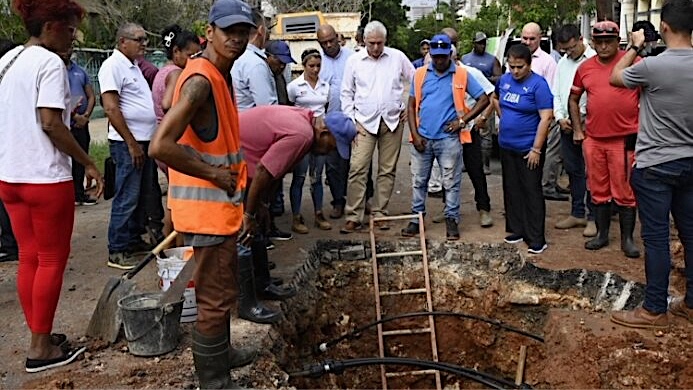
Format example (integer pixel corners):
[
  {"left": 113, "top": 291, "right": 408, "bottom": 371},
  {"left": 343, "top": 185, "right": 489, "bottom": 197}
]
[
  {"left": 412, "top": 39, "right": 430, "bottom": 68},
  {"left": 61, "top": 48, "right": 96, "bottom": 206},
  {"left": 405, "top": 34, "right": 489, "bottom": 240},
  {"left": 318, "top": 24, "right": 354, "bottom": 219}
]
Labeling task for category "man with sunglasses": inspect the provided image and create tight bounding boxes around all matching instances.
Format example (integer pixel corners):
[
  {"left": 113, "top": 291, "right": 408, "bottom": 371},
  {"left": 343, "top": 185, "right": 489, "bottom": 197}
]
[
  {"left": 569, "top": 21, "right": 641, "bottom": 259},
  {"left": 405, "top": 33, "right": 489, "bottom": 240},
  {"left": 552, "top": 24, "right": 596, "bottom": 237},
  {"left": 609, "top": 0, "right": 693, "bottom": 329},
  {"left": 99, "top": 23, "right": 163, "bottom": 270}
]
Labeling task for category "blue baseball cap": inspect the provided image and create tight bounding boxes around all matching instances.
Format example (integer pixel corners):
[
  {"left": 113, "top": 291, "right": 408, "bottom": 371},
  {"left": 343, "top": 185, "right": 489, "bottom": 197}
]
[
  {"left": 208, "top": 0, "right": 256, "bottom": 29},
  {"left": 265, "top": 40, "right": 296, "bottom": 64},
  {"left": 429, "top": 34, "right": 452, "bottom": 56},
  {"left": 324, "top": 111, "right": 356, "bottom": 160}
]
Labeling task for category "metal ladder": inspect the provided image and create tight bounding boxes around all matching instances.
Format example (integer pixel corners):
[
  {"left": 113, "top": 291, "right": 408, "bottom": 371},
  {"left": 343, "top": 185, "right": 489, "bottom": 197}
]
[{"left": 369, "top": 213, "right": 442, "bottom": 390}]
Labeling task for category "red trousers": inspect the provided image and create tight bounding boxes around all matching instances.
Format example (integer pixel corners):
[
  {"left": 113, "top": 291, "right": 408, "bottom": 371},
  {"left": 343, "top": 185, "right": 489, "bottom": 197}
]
[
  {"left": 583, "top": 136, "right": 636, "bottom": 207},
  {"left": 0, "top": 181, "right": 74, "bottom": 333}
]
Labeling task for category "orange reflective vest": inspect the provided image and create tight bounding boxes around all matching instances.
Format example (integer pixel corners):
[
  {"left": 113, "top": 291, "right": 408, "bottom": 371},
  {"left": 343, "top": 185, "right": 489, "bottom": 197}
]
[
  {"left": 412, "top": 64, "right": 472, "bottom": 144},
  {"left": 167, "top": 58, "right": 247, "bottom": 236}
]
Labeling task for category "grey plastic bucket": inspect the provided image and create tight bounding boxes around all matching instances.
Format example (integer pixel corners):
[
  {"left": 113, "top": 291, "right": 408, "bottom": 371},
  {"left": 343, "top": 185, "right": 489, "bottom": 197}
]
[{"left": 117, "top": 292, "right": 184, "bottom": 356}]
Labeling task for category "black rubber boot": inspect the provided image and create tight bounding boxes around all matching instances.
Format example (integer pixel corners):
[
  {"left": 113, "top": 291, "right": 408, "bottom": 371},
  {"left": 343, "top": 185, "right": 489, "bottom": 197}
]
[
  {"left": 585, "top": 204, "right": 611, "bottom": 250},
  {"left": 225, "top": 325, "right": 257, "bottom": 369},
  {"left": 192, "top": 330, "right": 241, "bottom": 389},
  {"left": 238, "top": 252, "right": 281, "bottom": 324},
  {"left": 619, "top": 206, "right": 641, "bottom": 258}
]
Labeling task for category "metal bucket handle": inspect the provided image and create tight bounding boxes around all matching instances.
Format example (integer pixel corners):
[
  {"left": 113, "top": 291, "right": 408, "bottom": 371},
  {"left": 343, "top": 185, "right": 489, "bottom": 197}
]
[{"left": 125, "top": 303, "right": 178, "bottom": 342}]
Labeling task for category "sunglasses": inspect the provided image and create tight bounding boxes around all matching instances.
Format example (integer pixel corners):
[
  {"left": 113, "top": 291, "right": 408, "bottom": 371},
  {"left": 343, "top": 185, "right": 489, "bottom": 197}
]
[
  {"left": 592, "top": 27, "right": 618, "bottom": 35},
  {"left": 429, "top": 41, "right": 451, "bottom": 49},
  {"left": 126, "top": 36, "right": 149, "bottom": 44}
]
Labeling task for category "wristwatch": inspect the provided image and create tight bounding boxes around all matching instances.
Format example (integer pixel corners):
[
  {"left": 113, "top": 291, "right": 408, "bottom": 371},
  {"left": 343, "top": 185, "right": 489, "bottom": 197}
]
[
  {"left": 458, "top": 118, "right": 467, "bottom": 129},
  {"left": 628, "top": 44, "right": 643, "bottom": 53}
]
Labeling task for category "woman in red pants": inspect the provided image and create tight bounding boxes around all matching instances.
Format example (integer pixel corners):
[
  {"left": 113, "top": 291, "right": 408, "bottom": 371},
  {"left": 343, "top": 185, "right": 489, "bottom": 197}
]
[{"left": 0, "top": 0, "right": 103, "bottom": 373}]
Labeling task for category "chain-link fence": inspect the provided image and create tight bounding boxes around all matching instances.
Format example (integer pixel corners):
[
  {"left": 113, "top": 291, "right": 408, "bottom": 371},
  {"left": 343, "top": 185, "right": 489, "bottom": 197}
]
[{"left": 72, "top": 48, "right": 167, "bottom": 119}]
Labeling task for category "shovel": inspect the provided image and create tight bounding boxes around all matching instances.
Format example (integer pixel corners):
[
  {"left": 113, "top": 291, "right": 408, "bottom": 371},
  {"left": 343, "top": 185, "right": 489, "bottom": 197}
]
[{"left": 86, "top": 231, "right": 178, "bottom": 343}]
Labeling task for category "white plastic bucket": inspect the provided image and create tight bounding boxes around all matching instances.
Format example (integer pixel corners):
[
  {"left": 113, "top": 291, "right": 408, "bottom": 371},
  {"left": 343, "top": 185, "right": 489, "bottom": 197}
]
[{"left": 157, "top": 246, "right": 197, "bottom": 323}]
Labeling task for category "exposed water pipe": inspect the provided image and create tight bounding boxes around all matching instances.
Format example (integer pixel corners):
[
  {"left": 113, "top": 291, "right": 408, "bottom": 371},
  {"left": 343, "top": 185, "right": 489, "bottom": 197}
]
[
  {"left": 289, "top": 357, "right": 533, "bottom": 389},
  {"left": 317, "top": 311, "right": 544, "bottom": 354}
]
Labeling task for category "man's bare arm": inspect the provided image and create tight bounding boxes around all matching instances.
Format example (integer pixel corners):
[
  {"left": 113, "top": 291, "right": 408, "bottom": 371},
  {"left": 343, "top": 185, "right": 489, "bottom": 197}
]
[
  {"left": 149, "top": 75, "right": 236, "bottom": 193},
  {"left": 102, "top": 91, "right": 145, "bottom": 168}
]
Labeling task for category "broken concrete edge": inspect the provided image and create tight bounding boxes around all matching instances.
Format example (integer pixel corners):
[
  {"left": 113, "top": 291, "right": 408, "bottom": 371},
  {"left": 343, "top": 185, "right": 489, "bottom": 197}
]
[{"left": 293, "top": 240, "right": 645, "bottom": 314}]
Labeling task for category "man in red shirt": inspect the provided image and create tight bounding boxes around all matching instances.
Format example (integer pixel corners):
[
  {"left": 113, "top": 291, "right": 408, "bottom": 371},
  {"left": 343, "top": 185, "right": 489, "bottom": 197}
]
[{"left": 569, "top": 21, "right": 640, "bottom": 258}]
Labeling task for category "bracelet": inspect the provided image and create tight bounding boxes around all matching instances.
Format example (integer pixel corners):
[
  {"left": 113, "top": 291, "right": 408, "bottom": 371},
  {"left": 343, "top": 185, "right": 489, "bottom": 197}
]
[
  {"left": 530, "top": 148, "right": 541, "bottom": 155},
  {"left": 479, "top": 115, "right": 486, "bottom": 121},
  {"left": 243, "top": 212, "right": 256, "bottom": 220}
]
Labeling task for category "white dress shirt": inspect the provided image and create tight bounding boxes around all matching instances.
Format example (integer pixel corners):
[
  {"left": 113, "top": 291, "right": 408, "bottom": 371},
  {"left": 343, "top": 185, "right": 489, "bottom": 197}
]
[{"left": 340, "top": 46, "right": 416, "bottom": 134}]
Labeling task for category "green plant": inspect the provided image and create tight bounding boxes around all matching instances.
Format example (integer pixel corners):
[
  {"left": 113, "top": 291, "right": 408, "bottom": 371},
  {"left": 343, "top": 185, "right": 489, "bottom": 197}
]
[{"left": 90, "top": 141, "right": 110, "bottom": 172}]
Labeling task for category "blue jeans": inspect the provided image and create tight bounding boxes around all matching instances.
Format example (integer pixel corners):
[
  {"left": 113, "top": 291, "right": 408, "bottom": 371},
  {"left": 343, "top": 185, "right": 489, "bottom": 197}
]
[
  {"left": 107, "top": 141, "right": 160, "bottom": 252},
  {"left": 560, "top": 131, "right": 593, "bottom": 219},
  {"left": 630, "top": 157, "right": 693, "bottom": 314},
  {"left": 289, "top": 153, "right": 326, "bottom": 215},
  {"left": 410, "top": 135, "right": 463, "bottom": 223}
]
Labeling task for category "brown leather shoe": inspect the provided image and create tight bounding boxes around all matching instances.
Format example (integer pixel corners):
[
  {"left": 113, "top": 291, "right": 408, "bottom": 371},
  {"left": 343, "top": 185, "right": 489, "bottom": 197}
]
[
  {"left": 340, "top": 220, "right": 363, "bottom": 234},
  {"left": 669, "top": 297, "right": 693, "bottom": 323},
  {"left": 610, "top": 306, "right": 669, "bottom": 329}
]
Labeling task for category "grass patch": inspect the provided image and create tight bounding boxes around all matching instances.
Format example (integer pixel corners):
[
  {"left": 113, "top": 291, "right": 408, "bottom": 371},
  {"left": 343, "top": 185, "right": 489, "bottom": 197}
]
[{"left": 90, "top": 141, "right": 110, "bottom": 171}]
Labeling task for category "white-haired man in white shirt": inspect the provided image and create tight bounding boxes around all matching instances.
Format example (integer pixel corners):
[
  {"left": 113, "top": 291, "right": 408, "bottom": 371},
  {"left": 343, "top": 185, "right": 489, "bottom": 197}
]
[{"left": 339, "top": 20, "right": 416, "bottom": 233}]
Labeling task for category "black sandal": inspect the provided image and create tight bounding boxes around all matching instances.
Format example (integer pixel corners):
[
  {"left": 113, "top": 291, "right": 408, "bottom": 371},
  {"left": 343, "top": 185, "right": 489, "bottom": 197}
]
[{"left": 25, "top": 346, "right": 86, "bottom": 373}]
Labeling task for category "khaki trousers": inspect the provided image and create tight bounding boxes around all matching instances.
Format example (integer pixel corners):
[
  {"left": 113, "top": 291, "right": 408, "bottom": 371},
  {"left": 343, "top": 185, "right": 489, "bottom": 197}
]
[{"left": 345, "top": 119, "right": 403, "bottom": 223}]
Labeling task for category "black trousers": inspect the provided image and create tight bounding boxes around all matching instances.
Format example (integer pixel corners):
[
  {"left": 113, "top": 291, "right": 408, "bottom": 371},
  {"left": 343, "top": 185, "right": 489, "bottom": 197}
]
[
  {"left": 500, "top": 147, "right": 546, "bottom": 247},
  {"left": 0, "top": 199, "right": 17, "bottom": 253},
  {"left": 463, "top": 127, "right": 491, "bottom": 212},
  {"left": 70, "top": 125, "right": 90, "bottom": 201}
]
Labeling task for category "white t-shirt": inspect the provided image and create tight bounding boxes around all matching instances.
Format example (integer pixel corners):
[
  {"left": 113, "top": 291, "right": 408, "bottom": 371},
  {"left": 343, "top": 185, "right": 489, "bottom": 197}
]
[
  {"left": 0, "top": 46, "right": 73, "bottom": 184},
  {"left": 287, "top": 73, "right": 330, "bottom": 117},
  {"left": 98, "top": 49, "right": 156, "bottom": 141}
]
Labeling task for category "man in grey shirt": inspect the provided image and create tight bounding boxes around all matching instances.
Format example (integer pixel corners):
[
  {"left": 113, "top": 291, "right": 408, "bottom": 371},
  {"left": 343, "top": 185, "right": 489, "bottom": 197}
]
[{"left": 609, "top": 0, "right": 693, "bottom": 330}]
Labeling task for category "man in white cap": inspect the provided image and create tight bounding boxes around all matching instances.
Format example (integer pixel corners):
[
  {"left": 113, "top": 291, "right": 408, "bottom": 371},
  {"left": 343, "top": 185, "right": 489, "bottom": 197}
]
[{"left": 149, "top": 0, "right": 257, "bottom": 387}]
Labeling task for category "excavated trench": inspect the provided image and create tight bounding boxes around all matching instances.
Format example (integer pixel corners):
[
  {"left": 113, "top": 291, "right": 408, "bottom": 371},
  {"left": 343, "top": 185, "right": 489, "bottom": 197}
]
[{"left": 269, "top": 239, "right": 646, "bottom": 389}]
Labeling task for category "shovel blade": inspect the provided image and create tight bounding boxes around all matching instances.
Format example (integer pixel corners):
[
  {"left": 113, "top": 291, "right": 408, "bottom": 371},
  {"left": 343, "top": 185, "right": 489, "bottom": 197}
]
[{"left": 85, "top": 276, "right": 137, "bottom": 343}]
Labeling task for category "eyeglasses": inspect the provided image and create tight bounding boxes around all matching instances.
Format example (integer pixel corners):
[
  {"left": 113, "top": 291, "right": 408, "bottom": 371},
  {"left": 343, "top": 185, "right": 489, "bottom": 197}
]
[
  {"left": 125, "top": 36, "right": 149, "bottom": 44},
  {"left": 592, "top": 27, "right": 618, "bottom": 35},
  {"left": 429, "top": 41, "right": 451, "bottom": 49}
]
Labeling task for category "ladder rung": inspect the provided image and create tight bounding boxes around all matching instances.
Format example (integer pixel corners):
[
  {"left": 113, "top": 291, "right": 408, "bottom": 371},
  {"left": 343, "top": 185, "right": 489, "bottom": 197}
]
[
  {"left": 386, "top": 369, "right": 438, "bottom": 378},
  {"left": 382, "top": 327, "right": 431, "bottom": 336},
  {"left": 376, "top": 250, "right": 423, "bottom": 258},
  {"left": 372, "top": 214, "right": 418, "bottom": 222},
  {"left": 379, "top": 288, "right": 427, "bottom": 296}
]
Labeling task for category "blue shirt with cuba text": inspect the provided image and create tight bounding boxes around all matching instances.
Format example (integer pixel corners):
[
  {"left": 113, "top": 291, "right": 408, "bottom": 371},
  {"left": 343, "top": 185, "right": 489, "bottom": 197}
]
[
  {"left": 496, "top": 72, "right": 553, "bottom": 153},
  {"left": 409, "top": 61, "right": 486, "bottom": 140}
]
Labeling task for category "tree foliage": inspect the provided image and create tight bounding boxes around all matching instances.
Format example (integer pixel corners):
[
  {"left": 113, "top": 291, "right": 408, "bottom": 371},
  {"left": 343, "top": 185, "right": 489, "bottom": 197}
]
[
  {"left": 498, "top": 0, "right": 590, "bottom": 32},
  {"left": 80, "top": 0, "right": 212, "bottom": 48},
  {"left": 457, "top": 2, "right": 508, "bottom": 54},
  {"left": 271, "top": 0, "right": 363, "bottom": 13},
  {"left": 360, "top": 0, "right": 409, "bottom": 52}
]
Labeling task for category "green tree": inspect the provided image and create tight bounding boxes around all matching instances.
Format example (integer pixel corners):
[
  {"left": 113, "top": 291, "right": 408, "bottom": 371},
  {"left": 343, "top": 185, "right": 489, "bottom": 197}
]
[
  {"left": 498, "top": 0, "right": 591, "bottom": 32},
  {"left": 457, "top": 1, "right": 508, "bottom": 54},
  {"left": 360, "top": 0, "right": 409, "bottom": 51},
  {"left": 404, "top": 3, "right": 460, "bottom": 59}
]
